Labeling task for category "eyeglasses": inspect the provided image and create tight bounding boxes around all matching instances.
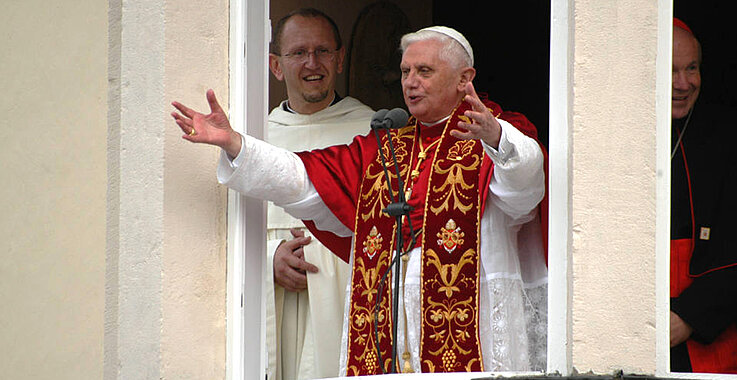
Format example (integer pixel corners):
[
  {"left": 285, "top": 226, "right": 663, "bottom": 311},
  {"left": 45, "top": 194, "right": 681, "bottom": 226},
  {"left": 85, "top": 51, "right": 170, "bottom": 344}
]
[{"left": 279, "top": 48, "right": 339, "bottom": 63}]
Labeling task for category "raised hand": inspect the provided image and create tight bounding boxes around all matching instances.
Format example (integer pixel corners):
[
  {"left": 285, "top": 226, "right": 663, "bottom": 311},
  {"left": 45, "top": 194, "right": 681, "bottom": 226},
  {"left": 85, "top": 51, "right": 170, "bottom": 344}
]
[
  {"left": 273, "top": 228, "right": 319, "bottom": 292},
  {"left": 171, "top": 89, "right": 242, "bottom": 157},
  {"left": 450, "top": 81, "right": 502, "bottom": 149}
]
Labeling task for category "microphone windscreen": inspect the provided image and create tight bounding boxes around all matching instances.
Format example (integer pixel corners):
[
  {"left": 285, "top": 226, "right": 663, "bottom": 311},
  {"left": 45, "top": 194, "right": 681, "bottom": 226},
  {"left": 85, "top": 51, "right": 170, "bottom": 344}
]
[
  {"left": 384, "top": 108, "right": 409, "bottom": 129},
  {"left": 372, "top": 109, "right": 389, "bottom": 123},
  {"left": 371, "top": 109, "right": 389, "bottom": 129}
]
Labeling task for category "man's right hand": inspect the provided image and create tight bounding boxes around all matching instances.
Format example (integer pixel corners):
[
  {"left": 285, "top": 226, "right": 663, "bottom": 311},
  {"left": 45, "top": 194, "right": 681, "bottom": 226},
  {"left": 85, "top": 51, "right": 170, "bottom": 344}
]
[
  {"left": 171, "top": 89, "right": 242, "bottom": 157},
  {"left": 273, "top": 229, "right": 319, "bottom": 292}
]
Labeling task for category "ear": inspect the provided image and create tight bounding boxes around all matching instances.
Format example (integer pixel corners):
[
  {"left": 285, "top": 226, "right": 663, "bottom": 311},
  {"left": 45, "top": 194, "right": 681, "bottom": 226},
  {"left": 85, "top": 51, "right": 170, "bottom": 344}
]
[
  {"left": 335, "top": 46, "right": 346, "bottom": 74},
  {"left": 457, "top": 67, "right": 476, "bottom": 91},
  {"left": 269, "top": 53, "right": 284, "bottom": 81}
]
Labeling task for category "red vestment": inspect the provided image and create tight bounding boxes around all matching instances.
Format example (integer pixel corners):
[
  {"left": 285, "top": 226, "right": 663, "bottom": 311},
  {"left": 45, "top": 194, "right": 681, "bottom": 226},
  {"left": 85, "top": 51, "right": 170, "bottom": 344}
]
[{"left": 296, "top": 97, "right": 548, "bottom": 374}]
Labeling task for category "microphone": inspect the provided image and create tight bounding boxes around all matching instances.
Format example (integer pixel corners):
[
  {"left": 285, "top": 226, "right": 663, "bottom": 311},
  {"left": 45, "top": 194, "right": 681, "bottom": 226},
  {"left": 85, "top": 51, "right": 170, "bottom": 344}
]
[
  {"left": 383, "top": 108, "right": 409, "bottom": 129},
  {"left": 370, "top": 108, "right": 409, "bottom": 130},
  {"left": 370, "top": 109, "right": 389, "bottom": 130},
  {"left": 367, "top": 105, "right": 414, "bottom": 374}
]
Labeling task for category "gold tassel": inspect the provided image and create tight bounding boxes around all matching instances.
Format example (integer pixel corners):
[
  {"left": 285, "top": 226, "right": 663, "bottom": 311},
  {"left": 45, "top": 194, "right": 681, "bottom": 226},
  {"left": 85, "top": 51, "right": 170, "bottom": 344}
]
[{"left": 402, "top": 352, "right": 414, "bottom": 373}]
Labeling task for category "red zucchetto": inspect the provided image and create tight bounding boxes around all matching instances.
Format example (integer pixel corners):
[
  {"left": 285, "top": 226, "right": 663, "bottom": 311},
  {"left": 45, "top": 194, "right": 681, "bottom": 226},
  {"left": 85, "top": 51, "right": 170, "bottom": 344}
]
[{"left": 674, "top": 17, "right": 693, "bottom": 34}]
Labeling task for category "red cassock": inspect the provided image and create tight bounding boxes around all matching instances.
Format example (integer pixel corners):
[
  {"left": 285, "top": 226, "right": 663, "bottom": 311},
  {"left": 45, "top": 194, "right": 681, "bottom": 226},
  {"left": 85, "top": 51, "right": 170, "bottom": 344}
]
[{"left": 670, "top": 105, "right": 737, "bottom": 373}]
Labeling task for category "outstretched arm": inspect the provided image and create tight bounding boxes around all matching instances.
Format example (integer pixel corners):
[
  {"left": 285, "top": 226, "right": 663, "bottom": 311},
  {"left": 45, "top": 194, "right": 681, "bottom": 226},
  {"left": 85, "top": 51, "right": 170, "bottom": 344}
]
[{"left": 171, "top": 89, "right": 243, "bottom": 158}]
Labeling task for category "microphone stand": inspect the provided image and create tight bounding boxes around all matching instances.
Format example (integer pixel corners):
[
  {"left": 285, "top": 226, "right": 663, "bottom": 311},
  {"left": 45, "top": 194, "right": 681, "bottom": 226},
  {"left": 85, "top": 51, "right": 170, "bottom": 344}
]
[{"left": 370, "top": 110, "right": 417, "bottom": 374}]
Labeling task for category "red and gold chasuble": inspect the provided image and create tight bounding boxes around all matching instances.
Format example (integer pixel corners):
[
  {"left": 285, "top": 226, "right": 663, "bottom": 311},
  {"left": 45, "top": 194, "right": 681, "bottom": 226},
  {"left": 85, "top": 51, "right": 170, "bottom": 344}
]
[
  {"left": 345, "top": 101, "right": 494, "bottom": 374},
  {"left": 296, "top": 97, "right": 545, "bottom": 375}
]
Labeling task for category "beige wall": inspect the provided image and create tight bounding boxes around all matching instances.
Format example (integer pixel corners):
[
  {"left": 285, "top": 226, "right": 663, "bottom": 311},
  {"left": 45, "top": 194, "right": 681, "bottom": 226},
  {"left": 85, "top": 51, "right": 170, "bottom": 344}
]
[
  {"left": 105, "top": 0, "right": 229, "bottom": 378},
  {"left": 0, "top": 1, "right": 108, "bottom": 379},
  {"left": 569, "top": 0, "right": 661, "bottom": 373},
  {"left": 163, "top": 0, "right": 229, "bottom": 378}
]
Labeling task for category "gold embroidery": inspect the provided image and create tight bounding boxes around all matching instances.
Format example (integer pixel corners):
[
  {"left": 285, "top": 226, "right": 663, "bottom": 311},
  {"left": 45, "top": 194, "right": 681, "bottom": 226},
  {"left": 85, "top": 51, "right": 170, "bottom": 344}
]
[
  {"left": 416, "top": 105, "right": 485, "bottom": 372},
  {"left": 423, "top": 360, "right": 436, "bottom": 372},
  {"left": 448, "top": 140, "right": 477, "bottom": 161},
  {"left": 376, "top": 126, "right": 412, "bottom": 165},
  {"left": 437, "top": 219, "right": 464, "bottom": 253},
  {"left": 360, "top": 169, "right": 392, "bottom": 222},
  {"left": 364, "top": 351, "right": 378, "bottom": 374},
  {"left": 348, "top": 246, "right": 392, "bottom": 373},
  {"left": 442, "top": 350, "right": 458, "bottom": 371},
  {"left": 457, "top": 108, "right": 499, "bottom": 128},
  {"left": 355, "top": 252, "right": 386, "bottom": 303},
  {"left": 362, "top": 226, "right": 383, "bottom": 259},
  {"left": 425, "top": 248, "right": 476, "bottom": 298},
  {"left": 464, "top": 358, "right": 480, "bottom": 372},
  {"left": 360, "top": 126, "right": 414, "bottom": 221},
  {"left": 430, "top": 141, "right": 481, "bottom": 215},
  {"left": 425, "top": 295, "right": 475, "bottom": 356}
]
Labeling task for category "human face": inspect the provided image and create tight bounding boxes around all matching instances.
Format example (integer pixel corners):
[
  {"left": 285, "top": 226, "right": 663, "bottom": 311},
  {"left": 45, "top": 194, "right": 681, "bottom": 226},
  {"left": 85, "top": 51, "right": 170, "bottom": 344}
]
[
  {"left": 400, "top": 39, "right": 466, "bottom": 123},
  {"left": 672, "top": 27, "right": 701, "bottom": 120},
  {"left": 269, "top": 15, "right": 344, "bottom": 114}
]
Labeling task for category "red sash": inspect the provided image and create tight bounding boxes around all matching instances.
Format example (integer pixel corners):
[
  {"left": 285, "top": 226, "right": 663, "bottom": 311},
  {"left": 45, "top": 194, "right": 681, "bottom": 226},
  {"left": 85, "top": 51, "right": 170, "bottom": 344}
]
[
  {"left": 671, "top": 238, "right": 737, "bottom": 373},
  {"left": 345, "top": 102, "right": 487, "bottom": 374}
]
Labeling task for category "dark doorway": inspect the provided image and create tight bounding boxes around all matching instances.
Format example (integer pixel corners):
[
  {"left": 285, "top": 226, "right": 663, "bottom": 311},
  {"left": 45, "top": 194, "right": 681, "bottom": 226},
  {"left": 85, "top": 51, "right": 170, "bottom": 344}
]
[
  {"left": 433, "top": 1, "right": 551, "bottom": 147},
  {"left": 674, "top": 2, "right": 737, "bottom": 110}
]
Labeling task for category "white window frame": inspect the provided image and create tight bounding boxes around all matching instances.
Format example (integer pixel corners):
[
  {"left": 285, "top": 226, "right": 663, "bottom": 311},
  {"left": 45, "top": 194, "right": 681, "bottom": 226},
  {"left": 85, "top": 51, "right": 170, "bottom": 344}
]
[
  {"left": 546, "top": 0, "right": 572, "bottom": 373},
  {"left": 226, "top": 1, "right": 269, "bottom": 380},
  {"left": 225, "top": 0, "right": 737, "bottom": 378}
]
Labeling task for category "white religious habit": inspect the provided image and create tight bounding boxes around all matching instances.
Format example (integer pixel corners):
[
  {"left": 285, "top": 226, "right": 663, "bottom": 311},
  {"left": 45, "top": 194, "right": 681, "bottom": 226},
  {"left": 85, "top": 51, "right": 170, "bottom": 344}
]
[{"left": 264, "top": 96, "right": 374, "bottom": 380}]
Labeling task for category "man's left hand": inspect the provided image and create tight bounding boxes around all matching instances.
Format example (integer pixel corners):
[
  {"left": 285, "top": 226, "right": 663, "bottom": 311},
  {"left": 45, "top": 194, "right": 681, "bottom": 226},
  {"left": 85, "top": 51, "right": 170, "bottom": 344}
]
[
  {"left": 670, "top": 311, "right": 693, "bottom": 347},
  {"left": 450, "top": 82, "right": 502, "bottom": 149}
]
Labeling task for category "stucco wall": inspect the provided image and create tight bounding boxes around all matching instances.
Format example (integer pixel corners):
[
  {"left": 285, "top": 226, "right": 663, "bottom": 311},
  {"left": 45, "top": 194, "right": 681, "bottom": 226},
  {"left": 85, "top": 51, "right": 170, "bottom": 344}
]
[
  {"left": 0, "top": 1, "right": 108, "bottom": 379},
  {"left": 570, "top": 0, "right": 660, "bottom": 373},
  {"left": 105, "top": 0, "right": 229, "bottom": 378},
  {"left": 163, "top": 0, "right": 230, "bottom": 378}
]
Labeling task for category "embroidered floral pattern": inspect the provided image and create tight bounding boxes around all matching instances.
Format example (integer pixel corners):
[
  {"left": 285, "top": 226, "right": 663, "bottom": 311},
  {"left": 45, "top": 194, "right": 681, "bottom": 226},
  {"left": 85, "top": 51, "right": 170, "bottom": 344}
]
[
  {"left": 348, "top": 124, "right": 416, "bottom": 375},
  {"left": 430, "top": 140, "right": 481, "bottom": 215},
  {"left": 420, "top": 104, "right": 484, "bottom": 372},
  {"left": 360, "top": 126, "right": 414, "bottom": 222}
]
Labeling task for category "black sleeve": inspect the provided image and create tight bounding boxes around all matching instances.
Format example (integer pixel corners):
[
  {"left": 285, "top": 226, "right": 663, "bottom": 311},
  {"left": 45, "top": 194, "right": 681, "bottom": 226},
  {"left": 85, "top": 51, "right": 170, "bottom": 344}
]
[{"left": 671, "top": 266, "right": 737, "bottom": 344}]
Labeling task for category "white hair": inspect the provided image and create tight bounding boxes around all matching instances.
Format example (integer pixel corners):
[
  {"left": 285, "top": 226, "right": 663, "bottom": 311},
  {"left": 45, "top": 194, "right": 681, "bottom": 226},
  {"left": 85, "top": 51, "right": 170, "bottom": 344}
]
[{"left": 399, "top": 27, "right": 473, "bottom": 69}]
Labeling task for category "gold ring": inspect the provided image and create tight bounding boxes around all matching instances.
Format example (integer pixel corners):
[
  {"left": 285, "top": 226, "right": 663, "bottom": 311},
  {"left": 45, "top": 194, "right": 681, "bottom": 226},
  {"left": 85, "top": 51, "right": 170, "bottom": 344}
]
[{"left": 188, "top": 128, "right": 196, "bottom": 136}]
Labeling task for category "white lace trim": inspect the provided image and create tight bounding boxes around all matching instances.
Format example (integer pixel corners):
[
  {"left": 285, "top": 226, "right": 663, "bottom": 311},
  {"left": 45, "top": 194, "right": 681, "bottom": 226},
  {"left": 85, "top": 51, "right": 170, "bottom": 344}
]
[{"left": 338, "top": 251, "right": 547, "bottom": 374}]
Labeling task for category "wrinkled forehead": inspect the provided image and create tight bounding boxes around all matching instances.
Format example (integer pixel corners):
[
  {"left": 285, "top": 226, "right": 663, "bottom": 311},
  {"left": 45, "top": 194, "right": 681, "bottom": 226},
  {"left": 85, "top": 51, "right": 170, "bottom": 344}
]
[
  {"left": 673, "top": 27, "right": 700, "bottom": 63},
  {"left": 400, "top": 38, "right": 446, "bottom": 67}
]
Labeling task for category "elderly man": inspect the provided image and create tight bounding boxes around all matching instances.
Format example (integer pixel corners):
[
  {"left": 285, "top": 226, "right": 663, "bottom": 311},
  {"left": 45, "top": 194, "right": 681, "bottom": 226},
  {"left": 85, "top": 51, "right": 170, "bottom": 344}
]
[
  {"left": 670, "top": 18, "right": 737, "bottom": 374},
  {"left": 172, "top": 26, "right": 547, "bottom": 375}
]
